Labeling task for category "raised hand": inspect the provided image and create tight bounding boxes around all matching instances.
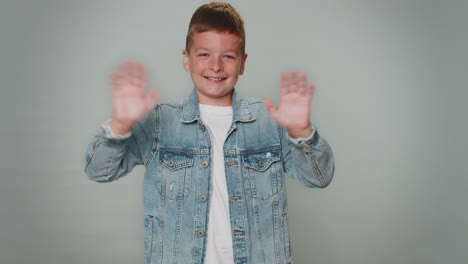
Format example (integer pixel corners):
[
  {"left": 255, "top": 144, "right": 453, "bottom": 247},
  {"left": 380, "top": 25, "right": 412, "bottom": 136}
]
[
  {"left": 263, "top": 70, "right": 315, "bottom": 138},
  {"left": 109, "top": 60, "right": 161, "bottom": 135}
]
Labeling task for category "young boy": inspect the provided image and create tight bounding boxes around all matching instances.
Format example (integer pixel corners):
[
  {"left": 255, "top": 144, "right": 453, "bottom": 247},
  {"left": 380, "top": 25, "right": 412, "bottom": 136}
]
[{"left": 85, "top": 2, "right": 334, "bottom": 264}]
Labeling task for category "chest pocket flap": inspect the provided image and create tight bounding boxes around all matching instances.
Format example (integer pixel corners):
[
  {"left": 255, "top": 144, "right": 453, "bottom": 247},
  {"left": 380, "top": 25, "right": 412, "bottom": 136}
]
[
  {"left": 159, "top": 151, "right": 194, "bottom": 171},
  {"left": 243, "top": 150, "right": 280, "bottom": 171}
]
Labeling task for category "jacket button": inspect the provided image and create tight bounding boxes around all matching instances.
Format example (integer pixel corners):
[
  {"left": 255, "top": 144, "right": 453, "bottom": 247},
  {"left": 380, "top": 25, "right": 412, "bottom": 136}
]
[
  {"left": 202, "top": 161, "right": 209, "bottom": 168},
  {"left": 199, "top": 195, "right": 207, "bottom": 202},
  {"left": 197, "top": 230, "right": 205, "bottom": 237},
  {"left": 200, "top": 125, "right": 206, "bottom": 132},
  {"left": 258, "top": 156, "right": 264, "bottom": 167}
]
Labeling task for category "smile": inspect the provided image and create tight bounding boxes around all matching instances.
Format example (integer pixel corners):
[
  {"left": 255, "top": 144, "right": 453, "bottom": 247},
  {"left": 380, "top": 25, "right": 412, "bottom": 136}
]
[{"left": 204, "top": 76, "right": 227, "bottom": 81}]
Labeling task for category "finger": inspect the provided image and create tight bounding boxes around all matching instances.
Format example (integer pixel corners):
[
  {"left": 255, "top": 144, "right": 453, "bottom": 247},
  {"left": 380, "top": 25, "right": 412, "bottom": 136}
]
[
  {"left": 280, "top": 73, "right": 288, "bottom": 95},
  {"left": 115, "top": 61, "right": 130, "bottom": 86},
  {"left": 110, "top": 72, "right": 123, "bottom": 90},
  {"left": 132, "top": 61, "right": 146, "bottom": 88},
  {"left": 136, "top": 61, "right": 147, "bottom": 84},
  {"left": 127, "top": 59, "right": 136, "bottom": 75},
  {"left": 298, "top": 72, "right": 307, "bottom": 95},
  {"left": 307, "top": 82, "right": 316, "bottom": 102},
  {"left": 118, "top": 60, "right": 132, "bottom": 78},
  {"left": 289, "top": 70, "right": 299, "bottom": 93},
  {"left": 263, "top": 98, "right": 279, "bottom": 122},
  {"left": 119, "top": 60, "right": 145, "bottom": 95},
  {"left": 127, "top": 60, "right": 140, "bottom": 87},
  {"left": 131, "top": 60, "right": 144, "bottom": 78}
]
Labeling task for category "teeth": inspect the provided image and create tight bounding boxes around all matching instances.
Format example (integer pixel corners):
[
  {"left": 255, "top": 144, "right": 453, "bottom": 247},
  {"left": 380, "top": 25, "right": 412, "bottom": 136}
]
[{"left": 207, "top": 77, "right": 224, "bottom": 81}]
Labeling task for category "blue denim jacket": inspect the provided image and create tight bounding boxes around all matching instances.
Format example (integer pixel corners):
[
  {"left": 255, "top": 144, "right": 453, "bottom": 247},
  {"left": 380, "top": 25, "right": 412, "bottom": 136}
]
[{"left": 85, "top": 90, "right": 334, "bottom": 264}]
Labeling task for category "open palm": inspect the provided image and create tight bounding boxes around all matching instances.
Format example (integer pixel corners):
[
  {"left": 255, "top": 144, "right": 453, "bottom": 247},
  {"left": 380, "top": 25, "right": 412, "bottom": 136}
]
[
  {"left": 264, "top": 70, "right": 315, "bottom": 138},
  {"left": 109, "top": 60, "right": 160, "bottom": 134}
]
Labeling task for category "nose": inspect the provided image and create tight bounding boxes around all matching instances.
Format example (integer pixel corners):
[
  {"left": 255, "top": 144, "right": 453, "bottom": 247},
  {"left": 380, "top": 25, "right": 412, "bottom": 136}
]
[{"left": 209, "top": 57, "right": 223, "bottom": 72}]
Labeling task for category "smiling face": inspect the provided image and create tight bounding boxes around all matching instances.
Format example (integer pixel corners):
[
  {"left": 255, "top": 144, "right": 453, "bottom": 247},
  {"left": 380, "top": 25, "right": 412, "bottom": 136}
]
[{"left": 183, "top": 30, "right": 248, "bottom": 106}]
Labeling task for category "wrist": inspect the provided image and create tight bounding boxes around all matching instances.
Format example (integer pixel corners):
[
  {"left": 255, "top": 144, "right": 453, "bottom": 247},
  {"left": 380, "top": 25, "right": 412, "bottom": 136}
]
[
  {"left": 288, "top": 126, "right": 313, "bottom": 139},
  {"left": 109, "top": 119, "right": 134, "bottom": 136}
]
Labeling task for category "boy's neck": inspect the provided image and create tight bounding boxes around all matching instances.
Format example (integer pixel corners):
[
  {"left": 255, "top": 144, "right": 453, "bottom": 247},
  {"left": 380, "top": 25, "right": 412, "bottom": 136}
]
[
  {"left": 199, "top": 101, "right": 232, "bottom": 106},
  {"left": 195, "top": 91, "right": 233, "bottom": 106}
]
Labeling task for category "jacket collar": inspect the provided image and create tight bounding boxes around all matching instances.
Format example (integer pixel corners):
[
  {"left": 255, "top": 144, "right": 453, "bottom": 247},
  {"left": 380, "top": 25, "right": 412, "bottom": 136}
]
[{"left": 180, "top": 89, "right": 256, "bottom": 123}]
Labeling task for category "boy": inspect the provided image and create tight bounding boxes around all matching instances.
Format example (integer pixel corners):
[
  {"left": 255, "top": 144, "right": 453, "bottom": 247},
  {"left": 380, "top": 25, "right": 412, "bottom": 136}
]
[{"left": 85, "top": 2, "right": 334, "bottom": 264}]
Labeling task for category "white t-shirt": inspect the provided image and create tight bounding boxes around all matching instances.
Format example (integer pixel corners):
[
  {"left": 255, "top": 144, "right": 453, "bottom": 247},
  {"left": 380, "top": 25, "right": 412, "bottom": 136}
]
[{"left": 199, "top": 104, "right": 234, "bottom": 264}]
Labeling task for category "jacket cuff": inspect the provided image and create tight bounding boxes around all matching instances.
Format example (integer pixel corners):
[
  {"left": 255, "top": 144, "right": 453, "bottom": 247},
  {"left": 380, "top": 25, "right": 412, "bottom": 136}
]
[
  {"left": 287, "top": 126, "right": 316, "bottom": 148},
  {"left": 101, "top": 119, "right": 132, "bottom": 141}
]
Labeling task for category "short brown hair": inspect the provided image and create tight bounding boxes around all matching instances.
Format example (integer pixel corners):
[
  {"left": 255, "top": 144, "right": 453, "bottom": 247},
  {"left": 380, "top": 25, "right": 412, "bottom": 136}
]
[{"left": 186, "top": 2, "right": 245, "bottom": 55}]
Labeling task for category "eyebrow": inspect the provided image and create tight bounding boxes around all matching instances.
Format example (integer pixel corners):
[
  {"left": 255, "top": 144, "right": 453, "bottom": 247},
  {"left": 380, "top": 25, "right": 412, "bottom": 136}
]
[{"left": 193, "top": 48, "right": 238, "bottom": 53}]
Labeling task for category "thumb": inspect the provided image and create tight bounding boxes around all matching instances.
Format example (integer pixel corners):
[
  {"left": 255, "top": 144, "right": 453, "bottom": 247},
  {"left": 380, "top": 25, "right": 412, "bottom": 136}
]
[{"left": 263, "top": 98, "right": 279, "bottom": 122}]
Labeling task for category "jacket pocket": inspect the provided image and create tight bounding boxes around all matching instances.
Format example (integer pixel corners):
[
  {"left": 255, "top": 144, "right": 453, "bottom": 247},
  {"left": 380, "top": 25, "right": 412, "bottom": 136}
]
[
  {"left": 242, "top": 149, "right": 282, "bottom": 201},
  {"left": 157, "top": 151, "right": 193, "bottom": 200}
]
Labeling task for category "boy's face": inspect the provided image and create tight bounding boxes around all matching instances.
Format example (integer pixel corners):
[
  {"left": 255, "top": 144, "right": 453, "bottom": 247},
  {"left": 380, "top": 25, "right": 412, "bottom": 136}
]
[{"left": 183, "top": 31, "right": 248, "bottom": 106}]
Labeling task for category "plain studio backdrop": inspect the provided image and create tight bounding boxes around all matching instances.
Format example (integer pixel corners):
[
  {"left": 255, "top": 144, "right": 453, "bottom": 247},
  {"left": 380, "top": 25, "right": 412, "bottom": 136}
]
[{"left": 1, "top": 0, "right": 467, "bottom": 263}]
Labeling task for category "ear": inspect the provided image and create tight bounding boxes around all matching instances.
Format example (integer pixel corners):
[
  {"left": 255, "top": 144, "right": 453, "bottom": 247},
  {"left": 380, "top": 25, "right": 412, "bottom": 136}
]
[
  {"left": 239, "top": 53, "right": 248, "bottom": 75},
  {"left": 182, "top": 50, "right": 190, "bottom": 72}
]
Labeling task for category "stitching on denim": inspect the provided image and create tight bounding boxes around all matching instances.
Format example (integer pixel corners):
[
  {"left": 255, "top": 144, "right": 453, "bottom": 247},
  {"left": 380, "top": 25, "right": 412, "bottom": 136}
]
[
  {"left": 239, "top": 145, "right": 281, "bottom": 154},
  {"left": 243, "top": 155, "right": 280, "bottom": 171},
  {"left": 156, "top": 147, "right": 211, "bottom": 155},
  {"left": 173, "top": 197, "right": 184, "bottom": 260},
  {"left": 245, "top": 98, "right": 263, "bottom": 104},
  {"left": 159, "top": 155, "right": 194, "bottom": 170},
  {"left": 158, "top": 196, "right": 165, "bottom": 264},
  {"left": 145, "top": 108, "right": 159, "bottom": 166},
  {"left": 311, "top": 155, "right": 326, "bottom": 187},
  {"left": 252, "top": 198, "right": 266, "bottom": 264},
  {"left": 160, "top": 102, "right": 183, "bottom": 108},
  {"left": 272, "top": 198, "right": 281, "bottom": 264},
  {"left": 233, "top": 100, "right": 256, "bottom": 123},
  {"left": 84, "top": 137, "right": 100, "bottom": 172}
]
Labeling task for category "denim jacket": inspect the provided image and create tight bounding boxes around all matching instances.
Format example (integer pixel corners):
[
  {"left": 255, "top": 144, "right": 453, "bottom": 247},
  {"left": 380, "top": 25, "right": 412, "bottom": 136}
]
[{"left": 84, "top": 90, "right": 334, "bottom": 264}]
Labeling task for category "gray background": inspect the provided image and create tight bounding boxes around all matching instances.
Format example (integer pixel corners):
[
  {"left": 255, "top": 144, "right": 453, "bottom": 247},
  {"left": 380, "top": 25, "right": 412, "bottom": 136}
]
[{"left": 1, "top": 0, "right": 467, "bottom": 263}]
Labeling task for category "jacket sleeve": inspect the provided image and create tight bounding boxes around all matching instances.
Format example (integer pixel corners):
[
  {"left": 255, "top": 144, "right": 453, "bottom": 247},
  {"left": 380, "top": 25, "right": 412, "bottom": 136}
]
[
  {"left": 84, "top": 110, "right": 157, "bottom": 183},
  {"left": 280, "top": 125, "right": 335, "bottom": 188}
]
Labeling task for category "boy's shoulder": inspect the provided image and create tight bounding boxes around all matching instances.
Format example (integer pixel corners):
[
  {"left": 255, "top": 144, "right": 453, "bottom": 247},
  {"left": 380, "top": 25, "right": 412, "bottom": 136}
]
[
  {"left": 152, "top": 92, "right": 265, "bottom": 110},
  {"left": 238, "top": 94, "right": 263, "bottom": 105},
  {"left": 155, "top": 97, "right": 186, "bottom": 109},
  {"left": 236, "top": 94, "right": 268, "bottom": 115}
]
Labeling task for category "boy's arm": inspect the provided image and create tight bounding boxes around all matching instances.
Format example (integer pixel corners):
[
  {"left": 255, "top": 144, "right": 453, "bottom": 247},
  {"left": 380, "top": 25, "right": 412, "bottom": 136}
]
[
  {"left": 280, "top": 125, "right": 334, "bottom": 188},
  {"left": 84, "top": 113, "right": 155, "bottom": 182},
  {"left": 264, "top": 70, "right": 334, "bottom": 187},
  {"left": 84, "top": 60, "right": 160, "bottom": 182}
]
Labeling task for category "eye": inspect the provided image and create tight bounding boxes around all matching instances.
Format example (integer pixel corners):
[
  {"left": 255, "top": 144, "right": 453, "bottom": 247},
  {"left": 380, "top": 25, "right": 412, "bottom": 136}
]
[
  {"left": 224, "top": 55, "right": 236, "bottom": 59},
  {"left": 198, "top": 53, "right": 209, "bottom": 57}
]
